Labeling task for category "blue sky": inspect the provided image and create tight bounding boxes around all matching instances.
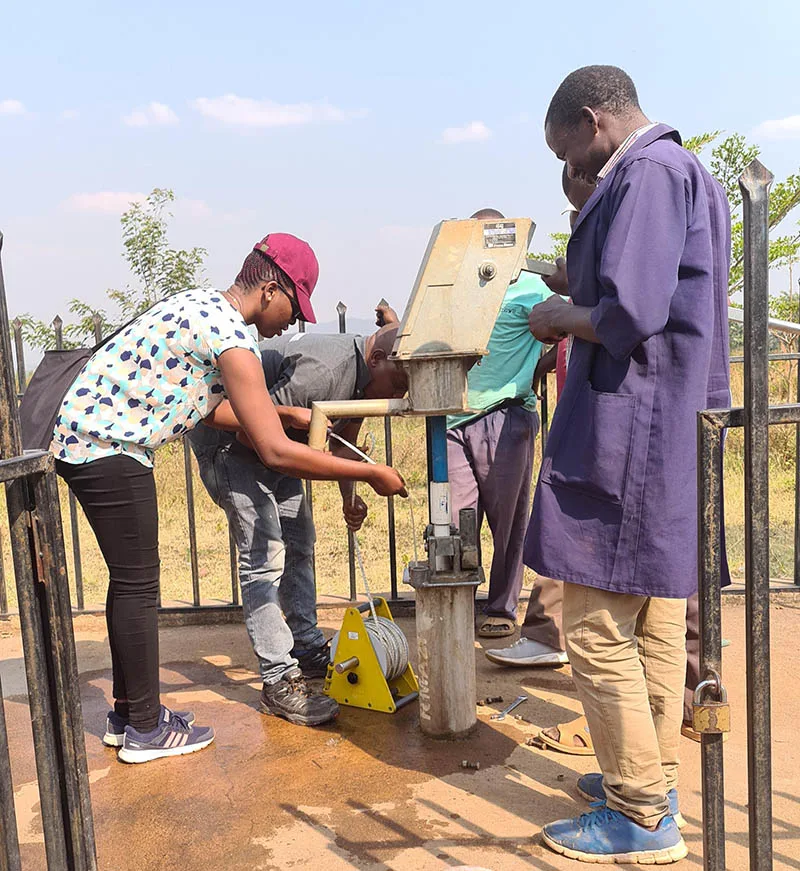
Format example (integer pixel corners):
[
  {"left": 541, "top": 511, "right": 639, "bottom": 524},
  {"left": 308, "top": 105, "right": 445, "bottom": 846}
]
[{"left": 2, "top": 0, "right": 800, "bottom": 343}]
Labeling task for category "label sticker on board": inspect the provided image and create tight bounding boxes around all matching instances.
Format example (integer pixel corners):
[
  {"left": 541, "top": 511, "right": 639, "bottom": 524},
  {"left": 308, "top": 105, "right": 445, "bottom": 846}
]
[{"left": 483, "top": 221, "right": 516, "bottom": 248}]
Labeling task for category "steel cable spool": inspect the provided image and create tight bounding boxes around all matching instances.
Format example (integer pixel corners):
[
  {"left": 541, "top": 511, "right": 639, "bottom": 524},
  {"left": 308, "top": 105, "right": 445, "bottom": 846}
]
[
  {"left": 327, "top": 432, "right": 412, "bottom": 684},
  {"left": 362, "top": 615, "right": 409, "bottom": 681}
]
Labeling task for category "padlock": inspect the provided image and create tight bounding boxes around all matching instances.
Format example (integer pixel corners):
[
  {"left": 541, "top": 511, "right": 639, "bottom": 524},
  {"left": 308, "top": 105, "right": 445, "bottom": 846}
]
[{"left": 692, "top": 672, "right": 731, "bottom": 734}]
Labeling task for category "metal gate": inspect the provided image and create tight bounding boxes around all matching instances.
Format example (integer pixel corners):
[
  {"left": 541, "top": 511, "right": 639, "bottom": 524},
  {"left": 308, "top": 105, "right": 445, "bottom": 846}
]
[
  {"left": 0, "top": 233, "right": 97, "bottom": 870},
  {"left": 697, "top": 159, "right": 783, "bottom": 871}
]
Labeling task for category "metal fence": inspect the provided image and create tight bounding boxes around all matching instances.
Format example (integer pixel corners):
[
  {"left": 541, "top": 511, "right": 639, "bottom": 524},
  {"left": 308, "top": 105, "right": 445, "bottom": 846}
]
[
  {"left": 3, "top": 301, "right": 416, "bottom": 619},
  {"left": 698, "top": 159, "right": 789, "bottom": 871},
  {"left": 3, "top": 290, "right": 800, "bottom": 620}
]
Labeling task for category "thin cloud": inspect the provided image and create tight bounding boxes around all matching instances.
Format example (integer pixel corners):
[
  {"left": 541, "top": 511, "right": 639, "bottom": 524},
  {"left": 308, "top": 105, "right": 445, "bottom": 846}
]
[
  {"left": 60, "top": 109, "right": 80, "bottom": 121},
  {"left": 0, "top": 99, "right": 26, "bottom": 116},
  {"left": 752, "top": 114, "right": 800, "bottom": 141},
  {"left": 178, "top": 198, "right": 213, "bottom": 219},
  {"left": 190, "top": 94, "right": 367, "bottom": 128},
  {"left": 64, "top": 191, "right": 147, "bottom": 214},
  {"left": 123, "top": 102, "right": 179, "bottom": 128},
  {"left": 439, "top": 120, "right": 492, "bottom": 145}
]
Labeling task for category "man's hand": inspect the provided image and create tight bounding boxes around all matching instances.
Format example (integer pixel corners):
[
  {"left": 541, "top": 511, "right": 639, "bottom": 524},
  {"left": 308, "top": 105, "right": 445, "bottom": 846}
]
[
  {"left": 529, "top": 295, "right": 572, "bottom": 343},
  {"left": 277, "top": 406, "right": 312, "bottom": 431},
  {"left": 542, "top": 257, "right": 569, "bottom": 295},
  {"left": 532, "top": 345, "right": 558, "bottom": 399},
  {"left": 375, "top": 302, "right": 399, "bottom": 327},
  {"left": 343, "top": 494, "right": 369, "bottom": 531}
]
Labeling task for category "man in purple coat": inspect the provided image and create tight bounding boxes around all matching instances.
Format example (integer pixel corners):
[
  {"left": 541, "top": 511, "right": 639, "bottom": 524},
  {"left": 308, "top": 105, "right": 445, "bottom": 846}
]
[{"left": 526, "top": 66, "right": 730, "bottom": 864}]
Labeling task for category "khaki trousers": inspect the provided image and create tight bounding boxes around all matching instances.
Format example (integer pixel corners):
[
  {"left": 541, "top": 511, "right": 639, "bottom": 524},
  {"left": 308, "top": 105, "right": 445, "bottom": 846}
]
[{"left": 563, "top": 582, "right": 687, "bottom": 827}]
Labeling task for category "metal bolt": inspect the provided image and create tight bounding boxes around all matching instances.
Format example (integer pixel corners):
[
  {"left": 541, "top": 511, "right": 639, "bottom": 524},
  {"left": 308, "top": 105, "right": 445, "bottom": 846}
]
[
  {"left": 460, "top": 760, "right": 481, "bottom": 770},
  {"left": 478, "top": 261, "right": 497, "bottom": 280}
]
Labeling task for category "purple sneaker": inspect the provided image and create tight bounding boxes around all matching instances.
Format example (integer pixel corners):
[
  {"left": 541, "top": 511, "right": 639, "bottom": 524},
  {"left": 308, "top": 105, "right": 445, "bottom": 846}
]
[
  {"left": 103, "top": 706, "right": 195, "bottom": 747},
  {"left": 118, "top": 707, "right": 214, "bottom": 764}
]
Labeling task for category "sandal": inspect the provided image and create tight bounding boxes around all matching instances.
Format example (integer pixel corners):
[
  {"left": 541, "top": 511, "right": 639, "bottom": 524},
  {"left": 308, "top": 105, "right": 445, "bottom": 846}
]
[
  {"left": 478, "top": 616, "right": 516, "bottom": 638},
  {"left": 535, "top": 715, "right": 595, "bottom": 756}
]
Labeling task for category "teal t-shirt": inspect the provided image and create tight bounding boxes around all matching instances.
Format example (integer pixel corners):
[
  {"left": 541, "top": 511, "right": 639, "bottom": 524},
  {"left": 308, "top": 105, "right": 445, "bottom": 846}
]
[{"left": 447, "top": 272, "right": 552, "bottom": 429}]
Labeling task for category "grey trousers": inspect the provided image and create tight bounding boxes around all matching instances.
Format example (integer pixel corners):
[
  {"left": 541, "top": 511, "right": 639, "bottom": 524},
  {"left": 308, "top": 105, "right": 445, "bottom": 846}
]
[{"left": 447, "top": 406, "right": 539, "bottom": 621}]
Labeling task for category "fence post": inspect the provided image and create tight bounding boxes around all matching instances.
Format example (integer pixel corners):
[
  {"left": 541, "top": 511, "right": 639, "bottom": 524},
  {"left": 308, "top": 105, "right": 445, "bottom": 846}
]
[
  {"left": 338, "top": 302, "right": 358, "bottom": 602},
  {"left": 297, "top": 319, "right": 316, "bottom": 583},
  {"left": 11, "top": 318, "right": 25, "bottom": 396},
  {"left": 740, "top": 158, "right": 774, "bottom": 871},
  {"left": 540, "top": 373, "right": 549, "bottom": 454},
  {"left": 183, "top": 438, "right": 201, "bottom": 608},
  {"left": 795, "top": 287, "right": 800, "bottom": 588},
  {"left": 697, "top": 411, "right": 727, "bottom": 871},
  {"left": 54, "top": 316, "right": 85, "bottom": 611},
  {"left": 385, "top": 416, "right": 398, "bottom": 599}
]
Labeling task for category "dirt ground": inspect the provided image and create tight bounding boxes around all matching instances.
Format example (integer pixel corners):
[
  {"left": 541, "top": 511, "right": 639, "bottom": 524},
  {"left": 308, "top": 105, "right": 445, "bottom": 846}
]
[{"left": 1, "top": 595, "right": 798, "bottom": 871}]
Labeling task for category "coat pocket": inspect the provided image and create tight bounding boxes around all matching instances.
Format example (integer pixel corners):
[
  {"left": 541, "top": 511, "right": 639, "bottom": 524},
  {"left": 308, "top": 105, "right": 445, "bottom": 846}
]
[{"left": 546, "top": 384, "right": 637, "bottom": 505}]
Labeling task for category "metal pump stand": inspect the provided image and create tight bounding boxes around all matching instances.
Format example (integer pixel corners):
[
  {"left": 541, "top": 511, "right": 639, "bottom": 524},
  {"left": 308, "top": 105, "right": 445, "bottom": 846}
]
[{"left": 406, "top": 416, "right": 482, "bottom": 738}]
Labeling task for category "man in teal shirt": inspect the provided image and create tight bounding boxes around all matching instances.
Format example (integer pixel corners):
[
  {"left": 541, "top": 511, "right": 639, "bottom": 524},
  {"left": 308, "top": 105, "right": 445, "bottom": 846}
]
[{"left": 446, "top": 208, "right": 554, "bottom": 639}]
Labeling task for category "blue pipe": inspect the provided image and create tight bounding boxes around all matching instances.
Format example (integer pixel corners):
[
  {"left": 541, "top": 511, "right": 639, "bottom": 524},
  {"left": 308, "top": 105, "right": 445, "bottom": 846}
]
[{"left": 426, "top": 416, "right": 449, "bottom": 483}]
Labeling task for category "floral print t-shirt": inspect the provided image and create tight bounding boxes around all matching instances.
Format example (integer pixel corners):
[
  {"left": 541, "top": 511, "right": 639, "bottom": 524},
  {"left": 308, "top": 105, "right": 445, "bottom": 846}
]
[{"left": 51, "top": 289, "right": 260, "bottom": 468}]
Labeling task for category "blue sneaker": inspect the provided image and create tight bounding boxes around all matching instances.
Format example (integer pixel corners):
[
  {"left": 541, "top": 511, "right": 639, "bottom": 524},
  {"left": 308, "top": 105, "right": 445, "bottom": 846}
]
[
  {"left": 577, "top": 773, "right": 686, "bottom": 829},
  {"left": 118, "top": 707, "right": 214, "bottom": 764},
  {"left": 542, "top": 804, "right": 688, "bottom": 864},
  {"left": 103, "top": 706, "right": 196, "bottom": 747}
]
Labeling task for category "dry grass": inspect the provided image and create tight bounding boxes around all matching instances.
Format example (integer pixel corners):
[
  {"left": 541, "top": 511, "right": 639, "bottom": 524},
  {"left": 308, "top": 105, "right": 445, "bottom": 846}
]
[{"left": 1, "top": 365, "right": 799, "bottom": 611}]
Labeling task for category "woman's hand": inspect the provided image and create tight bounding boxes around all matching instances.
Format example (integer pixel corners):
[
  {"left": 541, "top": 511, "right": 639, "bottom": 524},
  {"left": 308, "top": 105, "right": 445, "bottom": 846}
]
[
  {"left": 277, "top": 406, "right": 312, "bottom": 431},
  {"left": 366, "top": 465, "right": 407, "bottom": 497}
]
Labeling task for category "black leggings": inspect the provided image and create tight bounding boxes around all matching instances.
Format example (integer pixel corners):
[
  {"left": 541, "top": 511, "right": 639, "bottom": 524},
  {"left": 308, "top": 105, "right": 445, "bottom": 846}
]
[{"left": 57, "top": 456, "right": 161, "bottom": 732}]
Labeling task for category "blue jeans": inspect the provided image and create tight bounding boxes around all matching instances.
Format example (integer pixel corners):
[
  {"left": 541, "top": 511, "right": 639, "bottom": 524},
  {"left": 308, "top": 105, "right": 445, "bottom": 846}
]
[{"left": 190, "top": 434, "right": 325, "bottom": 684}]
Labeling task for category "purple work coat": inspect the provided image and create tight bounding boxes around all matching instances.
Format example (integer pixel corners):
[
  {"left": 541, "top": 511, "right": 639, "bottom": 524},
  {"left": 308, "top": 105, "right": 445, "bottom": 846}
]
[{"left": 525, "top": 124, "right": 731, "bottom": 599}]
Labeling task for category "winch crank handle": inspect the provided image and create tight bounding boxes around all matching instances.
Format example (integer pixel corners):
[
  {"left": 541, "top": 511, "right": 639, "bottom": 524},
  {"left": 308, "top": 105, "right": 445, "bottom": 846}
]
[{"left": 490, "top": 695, "right": 528, "bottom": 721}]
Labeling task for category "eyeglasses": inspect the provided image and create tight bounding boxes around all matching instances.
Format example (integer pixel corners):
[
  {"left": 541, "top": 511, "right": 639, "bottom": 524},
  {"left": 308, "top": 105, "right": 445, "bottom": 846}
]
[{"left": 276, "top": 284, "right": 304, "bottom": 324}]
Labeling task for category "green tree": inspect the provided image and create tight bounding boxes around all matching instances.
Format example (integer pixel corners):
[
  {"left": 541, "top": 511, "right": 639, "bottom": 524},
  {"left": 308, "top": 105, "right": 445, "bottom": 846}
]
[
  {"left": 530, "top": 231, "right": 570, "bottom": 264},
  {"left": 17, "top": 189, "right": 208, "bottom": 350}
]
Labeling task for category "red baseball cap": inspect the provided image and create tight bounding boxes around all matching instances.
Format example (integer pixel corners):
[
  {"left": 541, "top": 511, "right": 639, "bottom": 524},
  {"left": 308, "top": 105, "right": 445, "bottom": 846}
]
[{"left": 253, "top": 233, "right": 318, "bottom": 324}]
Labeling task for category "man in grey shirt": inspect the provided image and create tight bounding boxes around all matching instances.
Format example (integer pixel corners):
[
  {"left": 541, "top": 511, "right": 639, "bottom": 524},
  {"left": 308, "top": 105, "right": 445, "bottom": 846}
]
[{"left": 188, "top": 324, "right": 406, "bottom": 727}]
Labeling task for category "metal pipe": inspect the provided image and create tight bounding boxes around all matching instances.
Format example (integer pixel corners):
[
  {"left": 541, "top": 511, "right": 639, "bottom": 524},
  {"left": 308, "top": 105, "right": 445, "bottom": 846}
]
[
  {"left": 796, "top": 355, "right": 800, "bottom": 588},
  {"left": 54, "top": 321, "right": 85, "bottom": 611},
  {"left": 0, "top": 528, "right": 7, "bottom": 615},
  {"left": 540, "top": 375, "right": 549, "bottom": 455},
  {"left": 697, "top": 411, "right": 727, "bottom": 871},
  {"left": 183, "top": 438, "right": 201, "bottom": 608},
  {"left": 334, "top": 305, "right": 358, "bottom": 601},
  {"left": 308, "top": 398, "right": 411, "bottom": 450},
  {"left": 32, "top": 470, "right": 98, "bottom": 870},
  {"left": 728, "top": 304, "right": 800, "bottom": 335},
  {"left": 385, "top": 417, "right": 398, "bottom": 600},
  {"left": 740, "top": 158, "right": 774, "bottom": 871},
  {"left": 11, "top": 318, "right": 25, "bottom": 398}
]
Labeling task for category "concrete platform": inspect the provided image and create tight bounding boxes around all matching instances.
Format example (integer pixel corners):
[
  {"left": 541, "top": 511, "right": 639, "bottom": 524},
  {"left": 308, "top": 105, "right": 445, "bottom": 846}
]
[{"left": 1, "top": 596, "right": 799, "bottom": 870}]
